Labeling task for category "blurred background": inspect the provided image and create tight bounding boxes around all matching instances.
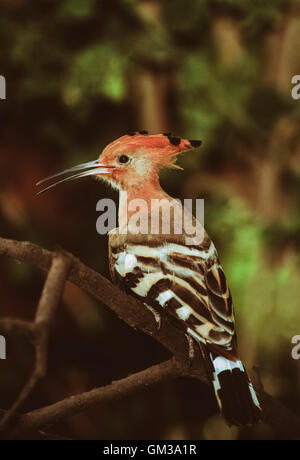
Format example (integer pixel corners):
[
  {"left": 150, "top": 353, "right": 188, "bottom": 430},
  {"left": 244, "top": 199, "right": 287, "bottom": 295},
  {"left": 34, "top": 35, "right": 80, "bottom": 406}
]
[{"left": 0, "top": 0, "right": 300, "bottom": 440}]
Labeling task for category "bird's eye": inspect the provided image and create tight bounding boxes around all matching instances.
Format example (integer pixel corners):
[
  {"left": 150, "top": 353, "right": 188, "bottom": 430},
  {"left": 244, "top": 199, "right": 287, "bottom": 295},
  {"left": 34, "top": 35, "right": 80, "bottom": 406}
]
[{"left": 118, "top": 155, "right": 130, "bottom": 164}]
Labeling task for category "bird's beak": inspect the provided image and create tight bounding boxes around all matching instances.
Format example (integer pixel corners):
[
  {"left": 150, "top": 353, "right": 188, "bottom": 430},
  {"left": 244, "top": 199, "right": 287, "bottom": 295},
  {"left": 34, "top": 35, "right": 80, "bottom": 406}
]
[{"left": 36, "top": 159, "right": 113, "bottom": 195}]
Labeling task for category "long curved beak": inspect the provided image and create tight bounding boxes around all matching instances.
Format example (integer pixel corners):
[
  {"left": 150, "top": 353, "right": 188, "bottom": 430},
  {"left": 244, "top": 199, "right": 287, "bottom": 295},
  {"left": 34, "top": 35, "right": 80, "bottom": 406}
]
[{"left": 36, "top": 159, "right": 113, "bottom": 195}]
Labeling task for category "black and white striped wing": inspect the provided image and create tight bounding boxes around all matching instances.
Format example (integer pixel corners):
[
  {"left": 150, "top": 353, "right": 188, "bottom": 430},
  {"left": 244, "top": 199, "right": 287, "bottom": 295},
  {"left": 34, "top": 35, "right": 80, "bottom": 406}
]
[{"left": 109, "top": 237, "right": 236, "bottom": 354}]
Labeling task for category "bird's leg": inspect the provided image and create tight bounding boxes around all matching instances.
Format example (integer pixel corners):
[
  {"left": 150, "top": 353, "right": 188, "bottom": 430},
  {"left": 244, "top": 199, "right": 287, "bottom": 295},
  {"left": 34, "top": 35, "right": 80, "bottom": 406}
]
[
  {"left": 185, "top": 333, "right": 195, "bottom": 366},
  {"left": 144, "top": 303, "right": 161, "bottom": 330}
]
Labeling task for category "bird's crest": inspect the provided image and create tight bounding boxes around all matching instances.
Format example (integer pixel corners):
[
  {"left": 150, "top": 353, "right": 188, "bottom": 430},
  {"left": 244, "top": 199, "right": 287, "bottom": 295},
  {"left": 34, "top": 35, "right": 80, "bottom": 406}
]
[{"left": 103, "top": 131, "right": 202, "bottom": 169}]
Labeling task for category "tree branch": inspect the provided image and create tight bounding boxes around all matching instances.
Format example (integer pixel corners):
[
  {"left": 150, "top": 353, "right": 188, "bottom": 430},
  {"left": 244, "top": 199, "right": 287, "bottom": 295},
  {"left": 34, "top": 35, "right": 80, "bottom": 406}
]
[
  {"left": 9, "top": 358, "right": 180, "bottom": 437},
  {"left": 0, "top": 237, "right": 207, "bottom": 381},
  {"left": 0, "top": 318, "right": 35, "bottom": 339},
  {"left": 0, "top": 250, "right": 71, "bottom": 433},
  {"left": 0, "top": 236, "right": 299, "bottom": 439}
]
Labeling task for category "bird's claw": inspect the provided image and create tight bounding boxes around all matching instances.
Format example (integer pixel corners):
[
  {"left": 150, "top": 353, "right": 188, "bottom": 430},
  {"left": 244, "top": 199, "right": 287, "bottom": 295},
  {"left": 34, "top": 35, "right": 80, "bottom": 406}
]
[
  {"left": 185, "top": 333, "right": 195, "bottom": 363},
  {"left": 145, "top": 304, "right": 161, "bottom": 330}
]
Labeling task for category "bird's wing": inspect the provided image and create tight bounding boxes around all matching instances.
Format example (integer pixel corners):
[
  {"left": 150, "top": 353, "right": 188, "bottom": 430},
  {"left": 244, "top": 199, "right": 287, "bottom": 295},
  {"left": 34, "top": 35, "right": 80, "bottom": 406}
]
[{"left": 109, "top": 232, "right": 236, "bottom": 355}]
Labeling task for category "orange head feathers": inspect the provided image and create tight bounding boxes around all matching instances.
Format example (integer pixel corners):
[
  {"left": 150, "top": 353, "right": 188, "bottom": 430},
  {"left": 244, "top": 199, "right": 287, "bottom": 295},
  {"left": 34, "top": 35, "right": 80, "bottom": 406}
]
[
  {"left": 36, "top": 131, "right": 201, "bottom": 195},
  {"left": 97, "top": 131, "right": 201, "bottom": 190}
]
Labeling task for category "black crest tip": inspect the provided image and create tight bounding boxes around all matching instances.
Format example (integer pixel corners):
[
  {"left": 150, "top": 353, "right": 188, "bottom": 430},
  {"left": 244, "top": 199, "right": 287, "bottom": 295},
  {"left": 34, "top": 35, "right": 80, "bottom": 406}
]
[
  {"left": 168, "top": 136, "right": 181, "bottom": 146},
  {"left": 189, "top": 139, "right": 202, "bottom": 148}
]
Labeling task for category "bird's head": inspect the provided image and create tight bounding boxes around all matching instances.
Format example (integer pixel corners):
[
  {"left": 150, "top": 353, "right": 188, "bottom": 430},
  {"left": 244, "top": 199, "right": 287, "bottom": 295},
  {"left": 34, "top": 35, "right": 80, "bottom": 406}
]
[{"left": 37, "top": 132, "right": 201, "bottom": 194}]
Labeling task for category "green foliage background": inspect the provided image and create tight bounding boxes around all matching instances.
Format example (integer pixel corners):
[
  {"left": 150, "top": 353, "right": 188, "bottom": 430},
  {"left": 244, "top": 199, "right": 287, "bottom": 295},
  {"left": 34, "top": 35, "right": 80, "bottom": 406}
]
[{"left": 0, "top": 0, "right": 299, "bottom": 440}]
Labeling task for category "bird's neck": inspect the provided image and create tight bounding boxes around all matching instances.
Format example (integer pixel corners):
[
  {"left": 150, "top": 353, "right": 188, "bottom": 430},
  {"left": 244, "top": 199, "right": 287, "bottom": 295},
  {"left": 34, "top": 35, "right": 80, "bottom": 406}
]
[
  {"left": 118, "top": 175, "right": 170, "bottom": 229},
  {"left": 115, "top": 175, "right": 203, "bottom": 246}
]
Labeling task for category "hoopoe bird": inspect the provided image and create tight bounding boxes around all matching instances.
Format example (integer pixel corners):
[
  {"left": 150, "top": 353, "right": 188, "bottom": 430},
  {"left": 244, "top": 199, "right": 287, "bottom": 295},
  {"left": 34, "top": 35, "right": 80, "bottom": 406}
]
[{"left": 37, "top": 131, "right": 262, "bottom": 426}]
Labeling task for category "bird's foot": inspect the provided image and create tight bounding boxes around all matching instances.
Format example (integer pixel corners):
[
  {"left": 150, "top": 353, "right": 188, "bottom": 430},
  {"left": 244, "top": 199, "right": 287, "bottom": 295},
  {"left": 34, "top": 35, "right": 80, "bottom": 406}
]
[
  {"left": 185, "top": 333, "right": 195, "bottom": 365},
  {"left": 144, "top": 304, "right": 161, "bottom": 330}
]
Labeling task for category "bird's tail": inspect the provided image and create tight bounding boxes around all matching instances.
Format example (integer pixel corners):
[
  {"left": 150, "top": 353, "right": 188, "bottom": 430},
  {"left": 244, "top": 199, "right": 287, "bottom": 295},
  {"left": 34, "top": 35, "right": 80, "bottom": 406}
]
[{"left": 210, "top": 354, "right": 262, "bottom": 426}]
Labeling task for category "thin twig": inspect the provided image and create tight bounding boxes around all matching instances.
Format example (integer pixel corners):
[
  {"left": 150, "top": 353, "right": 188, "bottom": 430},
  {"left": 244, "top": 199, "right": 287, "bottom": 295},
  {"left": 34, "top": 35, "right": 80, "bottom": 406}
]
[
  {"left": 0, "top": 318, "right": 35, "bottom": 339},
  {"left": 0, "top": 251, "right": 71, "bottom": 432},
  {"left": 9, "top": 358, "right": 180, "bottom": 436}
]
